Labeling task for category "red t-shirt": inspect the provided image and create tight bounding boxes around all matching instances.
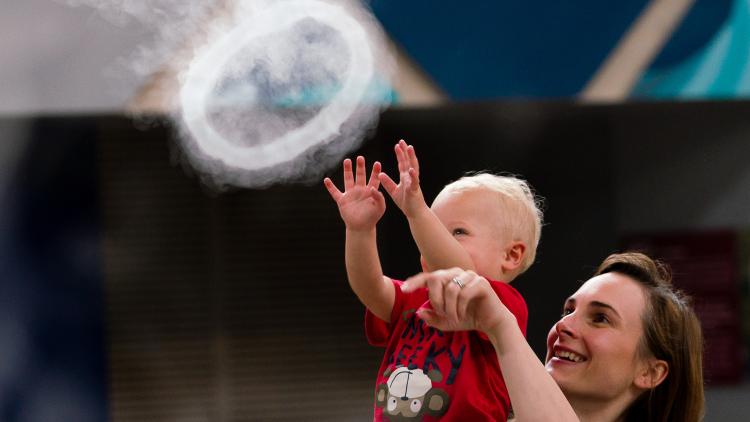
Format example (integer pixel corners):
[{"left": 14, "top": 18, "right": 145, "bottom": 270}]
[{"left": 365, "top": 278, "right": 528, "bottom": 421}]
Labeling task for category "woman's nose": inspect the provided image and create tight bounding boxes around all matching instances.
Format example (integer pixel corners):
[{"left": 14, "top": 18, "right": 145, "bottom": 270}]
[{"left": 555, "top": 313, "right": 578, "bottom": 338}]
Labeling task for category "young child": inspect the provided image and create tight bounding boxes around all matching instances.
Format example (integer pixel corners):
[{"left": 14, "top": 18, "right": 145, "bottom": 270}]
[{"left": 323, "top": 140, "right": 543, "bottom": 421}]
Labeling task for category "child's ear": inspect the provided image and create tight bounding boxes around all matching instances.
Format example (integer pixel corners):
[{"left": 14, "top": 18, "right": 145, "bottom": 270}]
[
  {"left": 634, "top": 358, "right": 669, "bottom": 390},
  {"left": 501, "top": 241, "right": 526, "bottom": 272}
]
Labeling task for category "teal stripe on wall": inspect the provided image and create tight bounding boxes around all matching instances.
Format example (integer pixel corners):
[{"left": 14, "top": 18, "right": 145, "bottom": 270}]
[{"left": 635, "top": 0, "right": 750, "bottom": 99}]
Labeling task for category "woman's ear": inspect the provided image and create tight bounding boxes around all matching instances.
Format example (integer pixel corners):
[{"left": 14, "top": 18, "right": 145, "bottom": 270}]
[
  {"left": 635, "top": 358, "right": 669, "bottom": 390},
  {"left": 501, "top": 241, "right": 526, "bottom": 272}
]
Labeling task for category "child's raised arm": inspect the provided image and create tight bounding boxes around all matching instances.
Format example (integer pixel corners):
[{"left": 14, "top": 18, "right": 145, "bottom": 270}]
[
  {"left": 324, "top": 156, "right": 394, "bottom": 322},
  {"left": 379, "top": 140, "right": 475, "bottom": 273}
]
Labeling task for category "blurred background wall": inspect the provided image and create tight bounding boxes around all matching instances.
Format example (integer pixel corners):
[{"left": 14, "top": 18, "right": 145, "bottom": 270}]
[{"left": 1, "top": 0, "right": 749, "bottom": 421}]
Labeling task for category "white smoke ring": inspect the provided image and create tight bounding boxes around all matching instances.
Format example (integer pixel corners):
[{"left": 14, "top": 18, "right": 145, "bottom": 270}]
[{"left": 179, "top": 0, "right": 375, "bottom": 172}]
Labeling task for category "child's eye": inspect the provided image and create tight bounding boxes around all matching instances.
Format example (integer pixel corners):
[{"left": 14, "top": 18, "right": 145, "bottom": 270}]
[{"left": 452, "top": 228, "right": 467, "bottom": 236}]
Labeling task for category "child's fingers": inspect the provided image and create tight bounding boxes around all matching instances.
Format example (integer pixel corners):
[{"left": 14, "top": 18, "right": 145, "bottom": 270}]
[
  {"left": 368, "top": 161, "right": 382, "bottom": 190},
  {"left": 406, "top": 145, "right": 420, "bottom": 175},
  {"left": 323, "top": 178, "right": 343, "bottom": 202},
  {"left": 408, "top": 168, "right": 420, "bottom": 191},
  {"left": 343, "top": 158, "right": 354, "bottom": 190},
  {"left": 378, "top": 172, "right": 398, "bottom": 199},
  {"left": 395, "top": 142, "right": 407, "bottom": 174},
  {"left": 371, "top": 187, "right": 386, "bottom": 208},
  {"left": 355, "top": 156, "right": 366, "bottom": 186},
  {"left": 402, "top": 172, "right": 412, "bottom": 191}
]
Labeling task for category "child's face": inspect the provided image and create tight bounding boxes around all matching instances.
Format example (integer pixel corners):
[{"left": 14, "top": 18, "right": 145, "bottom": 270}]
[{"left": 430, "top": 188, "right": 508, "bottom": 280}]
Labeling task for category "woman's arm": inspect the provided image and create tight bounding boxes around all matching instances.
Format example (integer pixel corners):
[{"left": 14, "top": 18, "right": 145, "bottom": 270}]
[
  {"left": 486, "top": 316, "right": 579, "bottom": 422},
  {"left": 402, "top": 268, "right": 579, "bottom": 422}
]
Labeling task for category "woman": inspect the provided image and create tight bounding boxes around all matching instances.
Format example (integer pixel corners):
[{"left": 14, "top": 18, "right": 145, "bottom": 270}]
[{"left": 401, "top": 252, "right": 704, "bottom": 421}]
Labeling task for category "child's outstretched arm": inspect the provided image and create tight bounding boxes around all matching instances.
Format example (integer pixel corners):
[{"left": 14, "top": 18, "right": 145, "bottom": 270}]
[
  {"left": 379, "top": 140, "right": 475, "bottom": 273},
  {"left": 324, "top": 156, "right": 395, "bottom": 322}
]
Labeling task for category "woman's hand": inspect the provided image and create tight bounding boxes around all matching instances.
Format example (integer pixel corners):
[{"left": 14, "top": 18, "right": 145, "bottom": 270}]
[
  {"left": 405, "top": 270, "right": 579, "bottom": 422},
  {"left": 401, "top": 268, "right": 515, "bottom": 335}
]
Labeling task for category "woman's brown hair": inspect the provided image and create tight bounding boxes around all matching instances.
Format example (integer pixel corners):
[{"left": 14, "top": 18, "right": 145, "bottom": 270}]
[{"left": 595, "top": 252, "right": 704, "bottom": 422}]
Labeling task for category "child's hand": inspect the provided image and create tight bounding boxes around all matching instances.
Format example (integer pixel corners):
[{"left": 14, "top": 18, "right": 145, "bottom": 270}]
[
  {"left": 324, "top": 156, "right": 386, "bottom": 232},
  {"left": 379, "top": 139, "right": 428, "bottom": 218}
]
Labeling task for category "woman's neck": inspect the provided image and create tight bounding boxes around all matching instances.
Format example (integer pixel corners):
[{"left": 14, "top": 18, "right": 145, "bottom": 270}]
[{"left": 567, "top": 393, "right": 633, "bottom": 422}]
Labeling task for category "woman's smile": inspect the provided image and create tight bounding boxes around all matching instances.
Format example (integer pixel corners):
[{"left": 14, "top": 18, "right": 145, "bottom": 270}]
[{"left": 549, "top": 345, "right": 588, "bottom": 364}]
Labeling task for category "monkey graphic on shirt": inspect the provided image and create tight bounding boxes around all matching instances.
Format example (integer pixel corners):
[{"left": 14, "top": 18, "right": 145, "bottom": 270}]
[{"left": 375, "top": 365, "right": 449, "bottom": 421}]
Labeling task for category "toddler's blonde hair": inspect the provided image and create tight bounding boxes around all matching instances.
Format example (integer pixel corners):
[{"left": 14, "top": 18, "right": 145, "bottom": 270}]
[{"left": 436, "top": 172, "right": 543, "bottom": 273}]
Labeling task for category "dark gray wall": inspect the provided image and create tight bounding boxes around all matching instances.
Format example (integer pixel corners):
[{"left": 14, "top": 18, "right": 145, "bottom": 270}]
[
  {"left": 99, "top": 103, "right": 616, "bottom": 421},
  {"left": 3, "top": 100, "right": 748, "bottom": 421}
]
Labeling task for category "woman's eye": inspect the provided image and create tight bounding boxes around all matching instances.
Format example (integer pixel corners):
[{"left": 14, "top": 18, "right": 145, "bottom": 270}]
[
  {"left": 561, "top": 308, "right": 573, "bottom": 317},
  {"left": 593, "top": 313, "right": 610, "bottom": 324},
  {"left": 452, "top": 228, "right": 467, "bottom": 236}
]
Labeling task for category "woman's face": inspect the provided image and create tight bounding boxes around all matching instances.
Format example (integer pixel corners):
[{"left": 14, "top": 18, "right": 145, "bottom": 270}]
[{"left": 545, "top": 272, "right": 649, "bottom": 402}]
